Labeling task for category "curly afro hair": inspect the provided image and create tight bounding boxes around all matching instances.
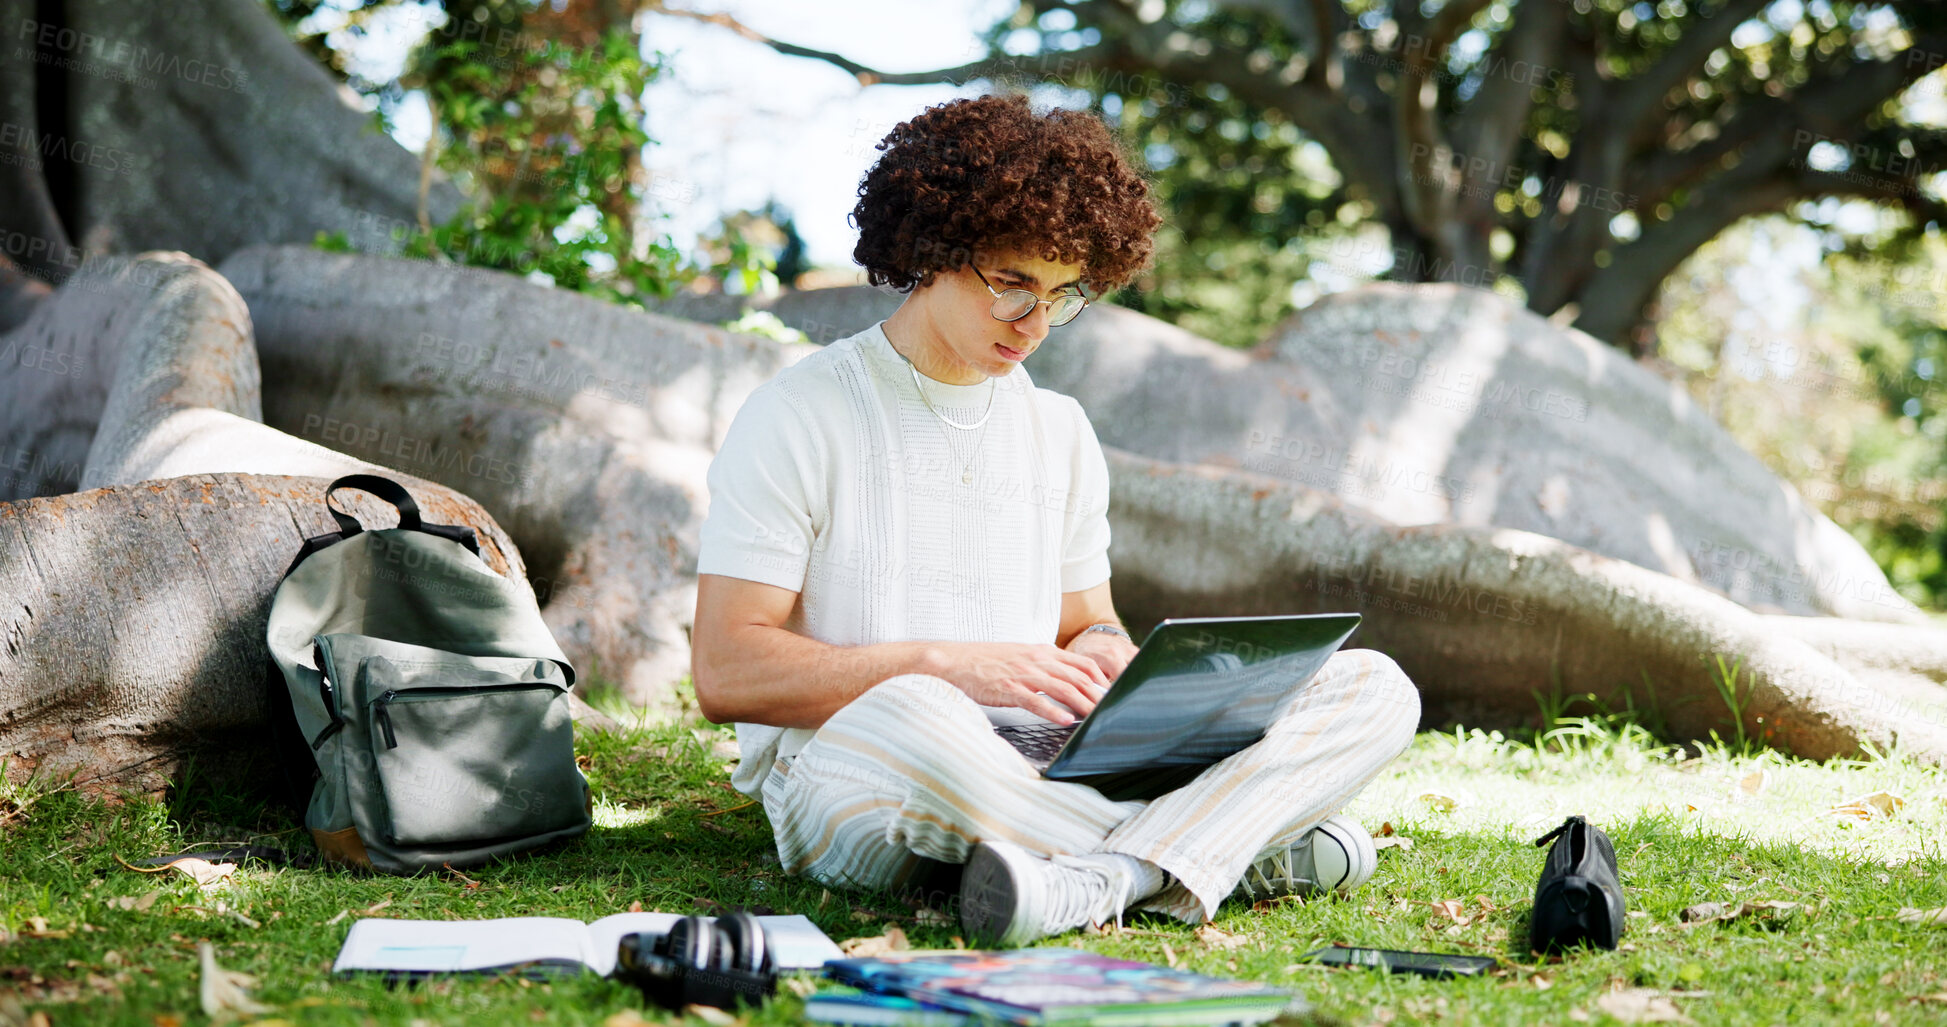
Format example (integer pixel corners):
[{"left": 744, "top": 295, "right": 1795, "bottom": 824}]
[{"left": 851, "top": 93, "right": 1161, "bottom": 295}]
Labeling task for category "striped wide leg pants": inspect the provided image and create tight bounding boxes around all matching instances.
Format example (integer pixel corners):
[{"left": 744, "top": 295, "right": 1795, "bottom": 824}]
[{"left": 757, "top": 647, "right": 1422, "bottom": 921}]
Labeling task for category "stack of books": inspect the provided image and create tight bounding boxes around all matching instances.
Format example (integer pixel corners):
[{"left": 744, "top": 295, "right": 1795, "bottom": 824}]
[{"left": 808, "top": 947, "right": 1301, "bottom": 1026}]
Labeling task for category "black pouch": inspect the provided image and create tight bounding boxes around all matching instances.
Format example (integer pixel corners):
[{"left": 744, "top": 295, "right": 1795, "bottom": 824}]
[{"left": 1529, "top": 815, "right": 1625, "bottom": 954}]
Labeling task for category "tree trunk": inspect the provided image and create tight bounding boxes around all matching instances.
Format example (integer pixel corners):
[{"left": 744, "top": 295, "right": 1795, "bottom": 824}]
[
  {"left": 0, "top": 0, "right": 461, "bottom": 286},
  {"left": 1101, "top": 450, "right": 1947, "bottom": 763},
  {"left": 0, "top": 251, "right": 614, "bottom": 797},
  {"left": 0, "top": 474, "right": 530, "bottom": 795}
]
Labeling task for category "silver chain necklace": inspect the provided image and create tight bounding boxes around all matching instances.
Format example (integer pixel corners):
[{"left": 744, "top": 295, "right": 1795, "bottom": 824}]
[
  {"left": 890, "top": 336, "right": 998, "bottom": 484},
  {"left": 907, "top": 360, "right": 997, "bottom": 430}
]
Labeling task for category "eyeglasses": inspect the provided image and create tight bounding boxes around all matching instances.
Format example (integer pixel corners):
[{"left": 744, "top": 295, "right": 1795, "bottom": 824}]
[{"left": 971, "top": 266, "right": 1090, "bottom": 327}]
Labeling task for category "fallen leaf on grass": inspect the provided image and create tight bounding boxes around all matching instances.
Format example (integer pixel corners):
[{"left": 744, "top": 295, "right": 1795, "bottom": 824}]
[
  {"left": 1374, "top": 835, "right": 1413, "bottom": 852},
  {"left": 1678, "top": 902, "right": 1728, "bottom": 923},
  {"left": 1418, "top": 791, "right": 1464, "bottom": 812},
  {"left": 1679, "top": 900, "right": 1805, "bottom": 927},
  {"left": 0, "top": 994, "right": 49, "bottom": 1027},
  {"left": 1827, "top": 791, "right": 1905, "bottom": 822},
  {"left": 167, "top": 859, "right": 236, "bottom": 891},
  {"left": 18, "top": 917, "right": 70, "bottom": 940},
  {"left": 838, "top": 926, "right": 909, "bottom": 958},
  {"left": 108, "top": 890, "right": 164, "bottom": 912},
  {"left": 1193, "top": 924, "right": 1252, "bottom": 950},
  {"left": 1737, "top": 770, "right": 1769, "bottom": 796},
  {"left": 118, "top": 855, "right": 238, "bottom": 891},
  {"left": 603, "top": 1011, "right": 652, "bottom": 1027},
  {"left": 684, "top": 1004, "right": 740, "bottom": 1025},
  {"left": 323, "top": 895, "right": 394, "bottom": 927},
  {"left": 1595, "top": 988, "right": 1695, "bottom": 1023},
  {"left": 198, "top": 942, "right": 273, "bottom": 1019},
  {"left": 1426, "top": 895, "right": 1496, "bottom": 928},
  {"left": 911, "top": 906, "right": 952, "bottom": 927},
  {"left": 1896, "top": 907, "right": 1947, "bottom": 926}
]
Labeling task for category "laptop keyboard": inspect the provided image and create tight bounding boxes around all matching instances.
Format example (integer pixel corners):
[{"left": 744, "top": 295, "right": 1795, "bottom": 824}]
[{"left": 995, "top": 722, "right": 1078, "bottom": 770}]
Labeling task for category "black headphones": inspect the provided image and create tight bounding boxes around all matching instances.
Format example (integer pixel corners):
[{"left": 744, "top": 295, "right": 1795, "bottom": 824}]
[{"left": 614, "top": 912, "right": 777, "bottom": 1012}]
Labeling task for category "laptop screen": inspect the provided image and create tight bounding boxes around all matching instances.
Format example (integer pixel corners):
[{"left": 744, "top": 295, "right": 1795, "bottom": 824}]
[{"left": 1046, "top": 613, "right": 1362, "bottom": 779}]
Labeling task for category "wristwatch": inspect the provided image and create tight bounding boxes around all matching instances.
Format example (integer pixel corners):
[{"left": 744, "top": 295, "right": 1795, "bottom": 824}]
[{"left": 1080, "top": 623, "right": 1132, "bottom": 642}]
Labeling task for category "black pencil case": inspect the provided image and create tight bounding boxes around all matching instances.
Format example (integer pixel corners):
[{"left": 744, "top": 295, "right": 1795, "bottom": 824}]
[{"left": 1529, "top": 814, "right": 1625, "bottom": 953}]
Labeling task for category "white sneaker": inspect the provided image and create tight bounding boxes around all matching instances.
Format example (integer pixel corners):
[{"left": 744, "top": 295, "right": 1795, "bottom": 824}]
[
  {"left": 1236, "top": 814, "right": 1377, "bottom": 902},
  {"left": 959, "top": 841, "right": 1138, "bottom": 945}
]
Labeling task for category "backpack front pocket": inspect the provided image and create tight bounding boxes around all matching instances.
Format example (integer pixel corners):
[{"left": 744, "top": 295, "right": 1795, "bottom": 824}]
[{"left": 358, "top": 651, "right": 585, "bottom": 848}]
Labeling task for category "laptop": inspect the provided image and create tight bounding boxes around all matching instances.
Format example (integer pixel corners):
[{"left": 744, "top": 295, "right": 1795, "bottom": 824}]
[{"left": 992, "top": 613, "right": 1362, "bottom": 801}]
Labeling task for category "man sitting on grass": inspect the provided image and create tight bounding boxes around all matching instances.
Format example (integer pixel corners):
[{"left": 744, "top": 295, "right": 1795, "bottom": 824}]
[{"left": 690, "top": 92, "right": 1421, "bottom": 945}]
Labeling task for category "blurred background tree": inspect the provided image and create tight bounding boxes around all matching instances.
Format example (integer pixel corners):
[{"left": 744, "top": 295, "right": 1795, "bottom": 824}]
[
  {"left": 267, "top": 0, "right": 770, "bottom": 304},
  {"left": 1653, "top": 213, "right": 1947, "bottom": 607},
  {"left": 728, "top": 0, "right": 1947, "bottom": 354}
]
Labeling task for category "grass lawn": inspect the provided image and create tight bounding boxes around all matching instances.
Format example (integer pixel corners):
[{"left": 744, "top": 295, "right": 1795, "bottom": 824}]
[{"left": 3, "top": 691, "right": 1944, "bottom": 1026}]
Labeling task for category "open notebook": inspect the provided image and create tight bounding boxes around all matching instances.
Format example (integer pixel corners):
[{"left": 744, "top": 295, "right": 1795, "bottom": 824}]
[{"left": 332, "top": 913, "right": 842, "bottom": 977}]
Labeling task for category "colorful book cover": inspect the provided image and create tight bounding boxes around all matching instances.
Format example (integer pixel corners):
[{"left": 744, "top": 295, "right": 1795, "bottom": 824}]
[
  {"left": 823, "top": 948, "right": 1300, "bottom": 1026},
  {"left": 803, "top": 984, "right": 974, "bottom": 1026}
]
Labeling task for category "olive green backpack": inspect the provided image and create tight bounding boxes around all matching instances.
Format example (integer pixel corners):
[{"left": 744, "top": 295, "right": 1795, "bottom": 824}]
[{"left": 265, "top": 475, "right": 590, "bottom": 873}]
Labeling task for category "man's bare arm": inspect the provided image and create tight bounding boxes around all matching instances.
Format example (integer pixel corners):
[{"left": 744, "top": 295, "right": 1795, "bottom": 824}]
[
  {"left": 692, "top": 574, "right": 939, "bottom": 728},
  {"left": 1057, "top": 579, "right": 1139, "bottom": 683},
  {"left": 692, "top": 573, "right": 1111, "bottom": 729}
]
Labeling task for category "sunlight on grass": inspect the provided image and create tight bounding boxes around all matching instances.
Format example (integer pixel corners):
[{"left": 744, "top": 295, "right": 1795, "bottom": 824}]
[
  {"left": 1349, "top": 726, "right": 1947, "bottom": 868},
  {"left": 3, "top": 709, "right": 1945, "bottom": 1025},
  {"left": 592, "top": 801, "right": 666, "bottom": 830}
]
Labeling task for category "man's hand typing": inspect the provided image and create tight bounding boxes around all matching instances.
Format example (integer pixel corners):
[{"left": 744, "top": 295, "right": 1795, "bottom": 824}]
[
  {"left": 1064, "top": 628, "right": 1138, "bottom": 686},
  {"left": 925, "top": 642, "right": 1110, "bottom": 725}
]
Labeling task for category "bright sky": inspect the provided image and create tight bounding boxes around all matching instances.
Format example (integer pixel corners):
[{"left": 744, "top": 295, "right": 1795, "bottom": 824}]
[
  {"left": 347, "top": 1, "right": 1010, "bottom": 268},
  {"left": 634, "top": 1, "right": 1015, "bottom": 268}
]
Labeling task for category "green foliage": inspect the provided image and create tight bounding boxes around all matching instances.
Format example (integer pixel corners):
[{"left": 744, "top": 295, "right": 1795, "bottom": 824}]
[
  {"left": 1654, "top": 215, "right": 1947, "bottom": 610},
  {"left": 721, "top": 310, "right": 809, "bottom": 345},
  {"left": 272, "top": 1, "right": 780, "bottom": 306},
  {"left": 310, "top": 229, "right": 354, "bottom": 253},
  {"left": 1706, "top": 653, "right": 1757, "bottom": 757},
  {"left": 399, "top": 28, "right": 690, "bottom": 306}
]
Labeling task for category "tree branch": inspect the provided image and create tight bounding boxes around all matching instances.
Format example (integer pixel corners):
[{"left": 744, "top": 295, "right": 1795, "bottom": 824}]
[
  {"left": 1519, "top": 24, "right": 1615, "bottom": 314},
  {"left": 1786, "top": 149, "right": 1947, "bottom": 226},
  {"left": 1208, "top": 0, "right": 1310, "bottom": 40},
  {"left": 1393, "top": 0, "right": 1494, "bottom": 236},
  {"left": 1305, "top": 0, "right": 1347, "bottom": 89},
  {"left": 1630, "top": 32, "right": 1947, "bottom": 210},
  {"left": 641, "top": 1, "right": 1024, "bottom": 86},
  {"left": 1573, "top": 161, "right": 1804, "bottom": 345},
  {"left": 1450, "top": 0, "right": 1569, "bottom": 223},
  {"left": 1616, "top": 0, "right": 1773, "bottom": 140}
]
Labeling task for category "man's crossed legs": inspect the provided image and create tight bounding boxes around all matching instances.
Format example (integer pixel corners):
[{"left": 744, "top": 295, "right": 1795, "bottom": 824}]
[{"left": 758, "top": 647, "right": 1421, "bottom": 941}]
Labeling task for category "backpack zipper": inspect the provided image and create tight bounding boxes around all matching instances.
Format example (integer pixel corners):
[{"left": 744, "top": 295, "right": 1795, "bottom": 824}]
[
  {"left": 1534, "top": 814, "right": 1585, "bottom": 848},
  {"left": 369, "top": 684, "right": 560, "bottom": 750}
]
